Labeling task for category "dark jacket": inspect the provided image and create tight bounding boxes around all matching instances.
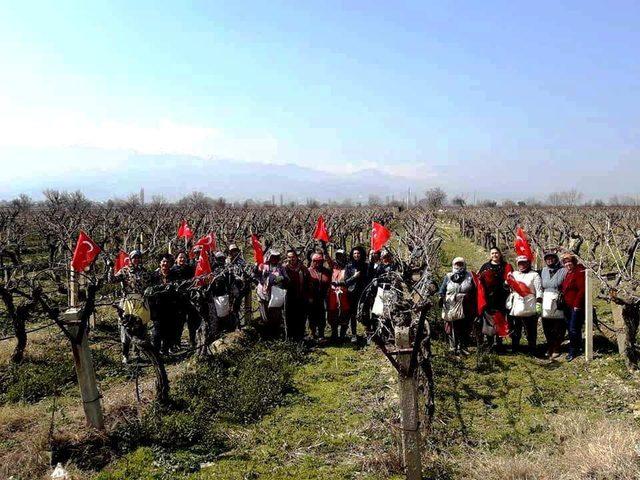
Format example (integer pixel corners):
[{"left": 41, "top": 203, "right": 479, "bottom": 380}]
[
  {"left": 478, "top": 261, "right": 513, "bottom": 312},
  {"left": 344, "top": 246, "right": 369, "bottom": 298},
  {"left": 171, "top": 262, "right": 195, "bottom": 281}
]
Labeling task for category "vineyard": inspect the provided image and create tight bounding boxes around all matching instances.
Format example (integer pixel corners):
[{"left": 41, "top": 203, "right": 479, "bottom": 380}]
[{"left": 1, "top": 195, "right": 640, "bottom": 479}]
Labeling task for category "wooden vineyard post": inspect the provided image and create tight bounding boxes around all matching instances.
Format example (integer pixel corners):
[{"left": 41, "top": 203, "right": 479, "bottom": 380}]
[
  {"left": 62, "top": 308, "right": 104, "bottom": 430},
  {"left": 69, "top": 266, "right": 79, "bottom": 308},
  {"left": 243, "top": 290, "right": 253, "bottom": 326},
  {"left": 395, "top": 327, "right": 422, "bottom": 480},
  {"left": 611, "top": 302, "right": 627, "bottom": 357},
  {"left": 585, "top": 269, "right": 594, "bottom": 362}
]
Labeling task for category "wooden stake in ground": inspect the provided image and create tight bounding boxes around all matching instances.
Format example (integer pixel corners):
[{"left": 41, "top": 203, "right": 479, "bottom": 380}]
[
  {"left": 62, "top": 308, "right": 104, "bottom": 430},
  {"left": 395, "top": 326, "right": 422, "bottom": 480},
  {"left": 68, "top": 266, "right": 79, "bottom": 308},
  {"left": 244, "top": 290, "right": 253, "bottom": 326},
  {"left": 585, "top": 269, "right": 594, "bottom": 361}
]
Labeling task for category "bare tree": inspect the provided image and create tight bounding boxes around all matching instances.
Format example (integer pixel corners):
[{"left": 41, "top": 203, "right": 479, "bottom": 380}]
[
  {"left": 451, "top": 196, "right": 466, "bottom": 207},
  {"left": 547, "top": 189, "right": 583, "bottom": 206},
  {"left": 423, "top": 188, "right": 447, "bottom": 208}
]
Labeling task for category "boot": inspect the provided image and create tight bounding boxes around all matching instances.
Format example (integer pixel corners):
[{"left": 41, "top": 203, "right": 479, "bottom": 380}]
[
  {"left": 339, "top": 325, "right": 348, "bottom": 342},
  {"left": 330, "top": 325, "right": 338, "bottom": 343}
]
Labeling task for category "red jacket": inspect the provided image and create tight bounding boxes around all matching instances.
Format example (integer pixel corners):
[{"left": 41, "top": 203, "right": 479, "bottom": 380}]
[{"left": 561, "top": 264, "right": 586, "bottom": 309}]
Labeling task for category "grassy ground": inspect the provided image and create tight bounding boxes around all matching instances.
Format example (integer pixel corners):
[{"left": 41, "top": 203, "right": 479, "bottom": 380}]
[
  {"left": 96, "top": 344, "right": 403, "bottom": 480},
  {"left": 3, "top": 225, "right": 640, "bottom": 479},
  {"left": 432, "top": 223, "right": 640, "bottom": 479}
]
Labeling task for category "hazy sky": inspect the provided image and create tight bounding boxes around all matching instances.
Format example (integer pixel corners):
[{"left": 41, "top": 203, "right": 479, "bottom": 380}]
[{"left": 1, "top": 1, "right": 639, "bottom": 195}]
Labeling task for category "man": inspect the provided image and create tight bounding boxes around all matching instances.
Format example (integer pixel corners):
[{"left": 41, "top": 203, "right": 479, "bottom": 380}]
[
  {"left": 284, "top": 248, "right": 310, "bottom": 340},
  {"left": 507, "top": 256, "right": 543, "bottom": 354}
]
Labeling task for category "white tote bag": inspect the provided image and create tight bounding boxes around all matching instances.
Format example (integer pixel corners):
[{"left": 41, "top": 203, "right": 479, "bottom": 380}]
[
  {"left": 542, "top": 290, "right": 563, "bottom": 318},
  {"left": 214, "top": 294, "right": 230, "bottom": 317},
  {"left": 268, "top": 286, "right": 286, "bottom": 308},
  {"left": 372, "top": 287, "right": 385, "bottom": 316}
]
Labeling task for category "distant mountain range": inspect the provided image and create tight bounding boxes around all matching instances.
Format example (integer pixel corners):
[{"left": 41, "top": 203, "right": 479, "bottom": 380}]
[
  {"left": 1, "top": 149, "right": 425, "bottom": 202},
  {"left": 2, "top": 147, "right": 637, "bottom": 203}
]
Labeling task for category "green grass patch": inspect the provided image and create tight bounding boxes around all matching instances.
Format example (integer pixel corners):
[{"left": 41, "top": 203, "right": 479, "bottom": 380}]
[
  {"left": 0, "top": 352, "right": 76, "bottom": 404},
  {"left": 195, "top": 345, "right": 397, "bottom": 480}
]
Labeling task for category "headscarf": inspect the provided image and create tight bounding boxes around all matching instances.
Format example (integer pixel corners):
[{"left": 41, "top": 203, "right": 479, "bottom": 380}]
[{"left": 451, "top": 257, "right": 467, "bottom": 283}]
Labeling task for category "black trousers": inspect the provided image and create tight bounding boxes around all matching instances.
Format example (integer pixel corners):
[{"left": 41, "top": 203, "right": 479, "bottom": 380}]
[
  {"left": 542, "top": 317, "right": 565, "bottom": 354},
  {"left": 509, "top": 315, "right": 538, "bottom": 353}
]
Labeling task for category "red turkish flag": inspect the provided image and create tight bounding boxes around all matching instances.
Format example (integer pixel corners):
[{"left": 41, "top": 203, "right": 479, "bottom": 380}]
[
  {"left": 472, "top": 272, "right": 487, "bottom": 316},
  {"left": 177, "top": 220, "right": 193, "bottom": 239},
  {"left": 71, "top": 231, "right": 101, "bottom": 272},
  {"left": 514, "top": 227, "right": 534, "bottom": 262},
  {"left": 506, "top": 272, "right": 532, "bottom": 297},
  {"left": 251, "top": 234, "right": 264, "bottom": 265},
  {"left": 193, "top": 232, "right": 217, "bottom": 252},
  {"left": 113, "top": 250, "right": 130, "bottom": 274},
  {"left": 313, "top": 216, "right": 330, "bottom": 243},
  {"left": 194, "top": 248, "right": 212, "bottom": 277},
  {"left": 371, "top": 222, "right": 391, "bottom": 252},
  {"left": 493, "top": 311, "right": 510, "bottom": 337}
]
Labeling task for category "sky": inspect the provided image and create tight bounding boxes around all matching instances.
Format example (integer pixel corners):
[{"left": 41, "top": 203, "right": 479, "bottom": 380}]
[{"left": 0, "top": 1, "right": 639, "bottom": 199}]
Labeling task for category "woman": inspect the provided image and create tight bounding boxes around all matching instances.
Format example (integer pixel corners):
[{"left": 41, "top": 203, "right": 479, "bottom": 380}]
[
  {"left": 540, "top": 249, "right": 567, "bottom": 359},
  {"left": 344, "top": 246, "right": 369, "bottom": 342},
  {"left": 255, "top": 250, "right": 289, "bottom": 337},
  {"left": 327, "top": 250, "right": 350, "bottom": 342},
  {"left": 439, "top": 257, "right": 474, "bottom": 355},
  {"left": 367, "top": 248, "right": 398, "bottom": 339},
  {"left": 507, "top": 256, "right": 542, "bottom": 355},
  {"left": 478, "top": 247, "right": 513, "bottom": 349},
  {"left": 147, "top": 253, "right": 179, "bottom": 355},
  {"left": 307, "top": 252, "right": 331, "bottom": 340},
  {"left": 560, "top": 252, "right": 586, "bottom": 361},
  {"left": 284, "top": 249, "right": 310, "bottom": 340},
  {"left": 171, "top": 249, "right": 198, "bottom": 347}
]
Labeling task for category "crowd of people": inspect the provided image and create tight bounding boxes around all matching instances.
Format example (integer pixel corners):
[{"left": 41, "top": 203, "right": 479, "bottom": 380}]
[
  {"left": 110, "top": 236, "right": 587, "bottom": 365},
  {"left": 439, "top": 247, "right": 587, "bottom": 361},
  {"left": 110, "top": 241, "right": 402, "bottom": 364}
]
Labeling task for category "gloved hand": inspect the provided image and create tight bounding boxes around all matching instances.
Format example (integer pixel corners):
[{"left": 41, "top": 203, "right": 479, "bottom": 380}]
[
  {"left": 143, "top": 287, "right": 154, "bottom": 297},
  {"left": 536, "top": 303, "right": 542, "bottom": 316}
]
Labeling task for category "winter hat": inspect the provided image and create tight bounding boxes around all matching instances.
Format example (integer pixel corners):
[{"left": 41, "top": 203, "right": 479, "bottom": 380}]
[
  {"left": 311, "top": 253, "right": 324, "bottom": 261},
  {"left": 452, "top": 256, "right": 465, "bottom": 267},
  {"left": 516, "top": 255, "right": 530, "bottom": 264}
]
